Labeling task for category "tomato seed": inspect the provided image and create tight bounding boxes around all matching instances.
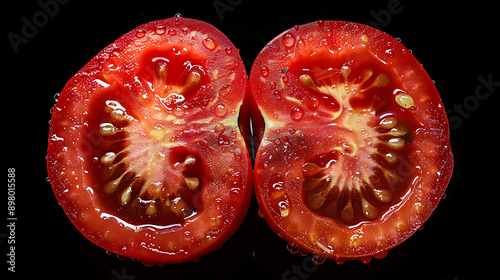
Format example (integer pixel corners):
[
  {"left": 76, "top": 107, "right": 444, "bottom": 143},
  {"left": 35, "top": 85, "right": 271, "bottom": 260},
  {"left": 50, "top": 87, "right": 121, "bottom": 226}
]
[
  {"left": 184, "top": 177, "right": 200, "bottom": 190},
  {"left": 379, "top": 116, "right": 397, "bottom": 129},
  {"left": 395, "top": 92, "right": 414, "bottom": 108},
  {"left": 386, "top": 138, "right": 405, "bottom": 150}
]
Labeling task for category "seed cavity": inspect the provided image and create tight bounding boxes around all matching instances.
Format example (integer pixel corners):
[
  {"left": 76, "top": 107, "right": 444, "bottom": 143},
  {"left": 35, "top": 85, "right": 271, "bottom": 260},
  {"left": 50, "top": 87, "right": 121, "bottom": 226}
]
[
  {"left": 361, "top": 73, "right": 390, "bottom": 92},
  {"left": 341, "top": 199, "right": 355, "bottom": 222}
]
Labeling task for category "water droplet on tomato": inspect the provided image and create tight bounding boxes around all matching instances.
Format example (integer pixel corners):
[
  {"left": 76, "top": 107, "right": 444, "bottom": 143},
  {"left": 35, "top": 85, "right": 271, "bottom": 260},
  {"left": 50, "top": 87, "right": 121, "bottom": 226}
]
[
  {"left": 299, "top": 249, "right": 309, "bottom": 256},
  {"left": 260, "top": 66, "right": 269, "bottom": 77},
  {"left": 225, "top": 47, "right": 232, "bottom": 55},
  {"left": 214, "top": 103, "right": 228, "bottom": 117},
  {"left": 155, "top": 26, "right": 166, "bottom": 35},
  {"left": 312, "top": 255, "right": 326, "bottom": 265},
  {"left": 257, "top": 208, "right": 264, "bottom": 218},
  {"left": 290, "top": 106, "right": 304, "bottom": 121},
  {"left": 360, "top": 256, "right": 372, "bottom": 264},
  {"left": 218, "top": 84, "right": 231, "bottom": 97},
  {"left": 325, "top": 28, "right": 332, "bottom": 37},
  {"left": 202, "top": 38, "right": 217, "bottom": 50},
  {"left": 282, "top": 33, "right": 295, "bottom": 48},
  {"left": 286, "top": 244, "right": 300, "bottom": 254},
  {"left": 116, "top": 254, "right": 127, "bottom": 261},
  {"left": 174, "top": 13, "right": 182, "bottom": 23},
  {"left": 373, "top": 251, "right": 388, "bottom": 259},
  {"left": 173, "top": 106, "right": 185, "bottom": 117},
  {"left": 273, "top": 89, "right": 282, "bottom": 100},
  {"left": 168, "top": 29, "right": 176, "bottom": 35},
  {"left": 335, "top": 259, "right": 345, "bottom": 265},
  {"left": 135, "top": 29, "right": 145, "bottom": 38}
]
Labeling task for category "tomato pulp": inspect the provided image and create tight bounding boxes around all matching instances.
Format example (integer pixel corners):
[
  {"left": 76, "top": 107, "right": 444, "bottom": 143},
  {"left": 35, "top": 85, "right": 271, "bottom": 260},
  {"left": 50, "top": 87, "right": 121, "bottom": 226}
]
[
  {"left": 47, "top": 16, "right": 252, "bottom": 264},
  {"left": 250, "top": 21, "right": 453, "bottom": 262}
]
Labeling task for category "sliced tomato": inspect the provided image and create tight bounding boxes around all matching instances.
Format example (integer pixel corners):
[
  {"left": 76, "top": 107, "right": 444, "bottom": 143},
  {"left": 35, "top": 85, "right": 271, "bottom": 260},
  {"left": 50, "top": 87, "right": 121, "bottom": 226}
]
[
  {"left": 47, "top": 16, "right": 252, "bottom": 264},
  {"left": 250, "top": 21, "right": 453, "bottom": 262}
]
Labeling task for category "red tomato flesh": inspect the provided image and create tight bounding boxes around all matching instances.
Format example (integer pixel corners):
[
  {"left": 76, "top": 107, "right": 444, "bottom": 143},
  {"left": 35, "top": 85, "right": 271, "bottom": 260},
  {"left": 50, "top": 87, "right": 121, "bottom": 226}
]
[
  {"left": 47, "top": 16, "right": 252, "bottom": 264},
  {"left": 250, "top": 21, "right": 453, "bottom": 262}
]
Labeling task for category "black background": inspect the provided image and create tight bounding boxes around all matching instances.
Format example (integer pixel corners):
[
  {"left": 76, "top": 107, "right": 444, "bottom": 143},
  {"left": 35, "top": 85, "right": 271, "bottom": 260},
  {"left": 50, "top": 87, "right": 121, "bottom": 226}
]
[{"left": 2, "top": 0, "right": 499, "bottom": 279}]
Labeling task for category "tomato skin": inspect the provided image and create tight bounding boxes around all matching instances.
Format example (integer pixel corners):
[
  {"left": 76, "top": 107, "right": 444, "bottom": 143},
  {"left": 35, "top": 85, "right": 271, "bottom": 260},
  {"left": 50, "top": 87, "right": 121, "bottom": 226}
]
[
  {"left": 47, "top": 17, "right": 252, "bottom": 264},
  {"left": 250, "top": 21, "right": 453, "bottom": 261}
]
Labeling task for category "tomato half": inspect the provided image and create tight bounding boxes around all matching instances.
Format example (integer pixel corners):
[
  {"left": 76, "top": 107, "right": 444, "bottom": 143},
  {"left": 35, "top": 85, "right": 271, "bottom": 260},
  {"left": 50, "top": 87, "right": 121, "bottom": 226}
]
[
  {"left": 250, "top": 21, "right": 453, "bottom": 263},
  {"left": 47, "top": 16, "right": 252, "bottom": 264}
]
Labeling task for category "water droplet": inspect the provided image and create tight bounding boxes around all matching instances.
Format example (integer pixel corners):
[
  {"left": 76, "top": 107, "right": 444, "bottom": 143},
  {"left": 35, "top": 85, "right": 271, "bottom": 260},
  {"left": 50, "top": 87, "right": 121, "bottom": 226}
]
[
  {"left": 286, "top": 244, "right": 300, "bottom": 254},
  {"left": 361, "top": 256, "right": 372, "bottom": 264},
  {"left": 174, "top": 13, "right": 182, "bottom": 23},
  {"left": 441, "top": 193, "right": 447, "bottom": 199},
  {"left": 53, "top": 92, "right": 60, "bottom": 102},
  {"left": 282, "top": 33, "right": 295, "bottom": 48},
  {"left": 257, "top": 208, "right": 264, "bottom": 218},
  {"left": 135, "top": 29, "right": 145, "bottom": 38},
  {"left": 214, "top": 103, "right": 228, "bottom": 117},
  {"left": 225, "top": 47, "right": 233, "bottom": 55},
  {"left": 173, "top": 106, "right": 185, "bottom": 117},
  {"left": 325, "top": 28, "right": 332, "bottom": 37},
  {"left": 312, "top": 255, "right": 326, "bottom": 265},
  {"left": 155, "top": 26, "right": 166, "bottom": 35},
  {"left": 372, "top": 251, "right": 387, "bottom": 260},
  {"left": 168, "top": 29, "right": 176, "bottom": 36},
  {"left": 335, "top": 259, "right": 345, "bottom": 265},
  {"left": 202, "top": 38, "right": 217, "bottom": 50},
  {"left": 299, "top": 249, "right": 309, "bottom": 256},
  {"left": 281, "top": 74, "right": 289, "bottom": 84},
  {"left": 273, "top": 90, "right": 282, "bottom": 100},
  {"left": 260, "top": 66, "right": 269, "bottom": 77},
  {"left": 290, "top": 106, "right": 304, "bottom": 121},
  {"left": 218, "top": 84, "right": 231, "bottom": 97},
  {"left": 396, "top": 37, "right": 402, "bottom": 42},
  {"left": 116, "top": 254, "right": 127, "bottom": 261}
]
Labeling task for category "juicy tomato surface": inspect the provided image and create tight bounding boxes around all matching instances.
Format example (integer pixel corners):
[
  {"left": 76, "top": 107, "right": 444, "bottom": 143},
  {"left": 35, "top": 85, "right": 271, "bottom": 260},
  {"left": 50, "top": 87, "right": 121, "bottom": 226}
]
[
  {"left": 250, "top": 21, "right": 453, "bottom": 262},
  {"left": 47, "top": 16, "right": 252, "bottom": 264}
]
